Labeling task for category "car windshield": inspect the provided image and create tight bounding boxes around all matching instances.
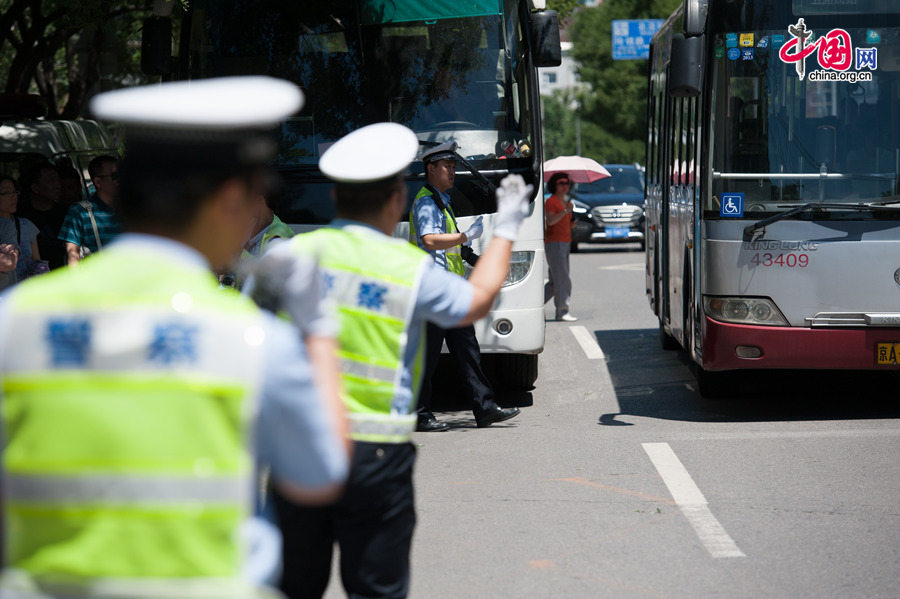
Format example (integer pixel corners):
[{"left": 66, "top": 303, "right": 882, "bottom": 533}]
[{"left": 574, "top": 166, "right": 644, "bottom": 195}]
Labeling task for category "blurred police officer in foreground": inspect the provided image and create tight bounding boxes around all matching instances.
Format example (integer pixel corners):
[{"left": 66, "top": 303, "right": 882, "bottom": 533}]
[
  {"left": 0, "top": 77, "right": 349, "bottom": 599},
  {"left": 249, "top": 123, "right": 532, "bottom": 599},
  {"left": 409, "top": 141, "right": 519, "bottom": 432}
]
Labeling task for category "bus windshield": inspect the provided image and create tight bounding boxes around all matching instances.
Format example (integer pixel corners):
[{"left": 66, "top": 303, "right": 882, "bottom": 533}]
[
  {"left": 187, "top": 0, "right": 536, "bottom": 223},
  {"left": 191, "top": 1, "right": 533, "bottom": 167},
  {"left": 708, "top": 10, "right": 900, "bottom": 216}
]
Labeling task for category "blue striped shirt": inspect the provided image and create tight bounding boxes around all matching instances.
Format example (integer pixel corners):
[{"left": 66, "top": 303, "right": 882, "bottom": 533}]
[{"left": 58, "top": 194, "right": 122, "bottom": 253}]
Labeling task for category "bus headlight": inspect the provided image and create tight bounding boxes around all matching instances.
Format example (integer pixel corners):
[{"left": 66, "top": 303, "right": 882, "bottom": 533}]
[
  {"left": 703, "top": 296, "right": 788, "bottom": 326},
  {"left": 503, "top": 251, "right": 534, "bottom": 287}
]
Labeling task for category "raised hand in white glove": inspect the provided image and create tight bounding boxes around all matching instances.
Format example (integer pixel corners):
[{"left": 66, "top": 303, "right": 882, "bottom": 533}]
[
  {"left": 462, "top": 215, "right": 484, "bottom": 246},
  {"left": 492, "top": 174, "right": 533, "bottom": 241}
]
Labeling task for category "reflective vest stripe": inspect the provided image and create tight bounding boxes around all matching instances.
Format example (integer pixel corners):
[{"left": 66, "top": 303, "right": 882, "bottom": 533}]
[
  {"left": 340, "top": 358, "right": 398, "bottom": 384},
  {"left": 347, "top": 413, "right": 417, "bottom": 443},
  {"left": 4, "top": 474, "right": 247, "bottom": 504},
  {"left": 327, "top": 267, "right": 415, "bottom": 321},
  {"left": 409, "top": 187, "right": 465, "bottom": 276},
  {"left": 2, "top": 310, "right": 265, "bottom": 381},
  {"left": 0, "top": 568, "right": 274, "bottom": 599}
]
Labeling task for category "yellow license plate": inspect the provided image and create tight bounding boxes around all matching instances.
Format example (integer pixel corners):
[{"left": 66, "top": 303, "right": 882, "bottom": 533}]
[{"left": 876, "top": 343, "right": 900, "bottom": 365}]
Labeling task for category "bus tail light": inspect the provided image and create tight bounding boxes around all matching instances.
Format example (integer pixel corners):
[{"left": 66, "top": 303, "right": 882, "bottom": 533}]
[
  {"left": 703, "top": 296, "right": 788, "bottom": 326},
  {"left": 503, "top": 251, "right": 534, "bottom": 287}
]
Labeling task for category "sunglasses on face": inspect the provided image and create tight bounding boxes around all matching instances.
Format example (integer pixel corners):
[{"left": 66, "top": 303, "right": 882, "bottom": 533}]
[
  {"left": 556, "top": 180, "right": 570, "bottom": 185},
  {"left": 98, "top": 172, "right": 119, "bottom": 181}
]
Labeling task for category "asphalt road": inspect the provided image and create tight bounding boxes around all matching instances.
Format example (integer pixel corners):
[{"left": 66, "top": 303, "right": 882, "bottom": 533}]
[{"left": 325, "top": 242, "right": 900, "bottom": 599}]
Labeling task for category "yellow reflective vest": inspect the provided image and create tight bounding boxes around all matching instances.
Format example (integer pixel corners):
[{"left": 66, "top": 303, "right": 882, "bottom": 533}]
[
  {"left": 0, "top": 245, "right": 268, "bottom": 598},
  {"left": 287, "top": 226, "right": 430, "bottom": 443},
  {"left": 409, "top": 186, "right": 465, "bottom": 276}
]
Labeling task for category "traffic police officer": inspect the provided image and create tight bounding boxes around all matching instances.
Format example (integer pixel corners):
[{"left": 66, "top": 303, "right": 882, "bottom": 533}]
[
  {"left": 409, "top": 141, "right": 520, "bottom": 431},
  {"left": 0, "top": 77, "right": 350, "bottom": 598},
  {"left": 251, "top": 123, "right": 533, "bottom": 599}
]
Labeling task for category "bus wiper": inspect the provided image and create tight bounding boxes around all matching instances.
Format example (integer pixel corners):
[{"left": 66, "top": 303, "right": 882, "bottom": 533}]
[{"left": 742, "top": 202, "right": 899, "bottom": 241}]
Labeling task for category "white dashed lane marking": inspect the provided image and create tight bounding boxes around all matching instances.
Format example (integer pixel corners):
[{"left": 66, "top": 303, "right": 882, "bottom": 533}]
[
  {"left": 642, "top": 442, "right": 746, "bottom": 559},
  {"left": 569, "top": 326, "right": 605, "bottom": 360}
]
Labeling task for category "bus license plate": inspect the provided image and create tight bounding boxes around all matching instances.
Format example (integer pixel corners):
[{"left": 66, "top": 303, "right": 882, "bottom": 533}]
[
  {"left": 876, "top": 343, "right": 900, "bottom": 365},
  {"left": 607, "top": 227, "right": 629, "bottom": 238}
]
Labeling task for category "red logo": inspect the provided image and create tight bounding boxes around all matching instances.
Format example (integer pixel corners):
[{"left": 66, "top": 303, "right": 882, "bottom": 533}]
[{"left": 779, "top": 18, "right": 852, "bottom": 80}]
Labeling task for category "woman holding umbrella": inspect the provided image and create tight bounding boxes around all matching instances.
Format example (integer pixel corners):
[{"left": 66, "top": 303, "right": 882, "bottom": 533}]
[{"left": 544, "top": 171, "right": 577, "bottom": 321}]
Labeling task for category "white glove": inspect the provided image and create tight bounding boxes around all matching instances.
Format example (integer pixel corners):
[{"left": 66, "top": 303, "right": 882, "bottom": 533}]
[
  {"left": 493, "top": 175, "right": 533, "bottom": 241},
  {"left": 462, "top": 215, "right": 484, "bottom": 245}
]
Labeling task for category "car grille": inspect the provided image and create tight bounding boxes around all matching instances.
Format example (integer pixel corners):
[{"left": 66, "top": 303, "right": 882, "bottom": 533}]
[{"left": 591, "top": 205, "right": 642, "bottom": 223}]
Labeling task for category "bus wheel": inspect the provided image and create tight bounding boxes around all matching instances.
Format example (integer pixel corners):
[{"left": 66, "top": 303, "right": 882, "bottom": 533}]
[
  {"left": 485, "top": 353, "right": 538, "bottom": 391},
  {"left": 659, "top": 321, "right": 679, "bottom": 350},
  {"left": 696, "top": 367, "right": 732, "bottom": 399}
]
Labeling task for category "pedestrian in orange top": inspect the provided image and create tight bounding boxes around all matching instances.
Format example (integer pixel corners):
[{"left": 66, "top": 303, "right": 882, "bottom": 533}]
[{"left": 544, "top": 171, "right": 577, "bottom": 321}]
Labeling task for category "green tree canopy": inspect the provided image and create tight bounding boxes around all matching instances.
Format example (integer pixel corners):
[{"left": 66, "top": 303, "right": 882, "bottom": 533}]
[{"left": 0, "top": 0, "right": 162, "bottom": 119}]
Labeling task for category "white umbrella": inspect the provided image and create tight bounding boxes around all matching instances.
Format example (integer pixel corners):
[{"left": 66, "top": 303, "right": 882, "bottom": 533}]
[{"left": 543, "top": 155, "right": 611, "bottom": 183}]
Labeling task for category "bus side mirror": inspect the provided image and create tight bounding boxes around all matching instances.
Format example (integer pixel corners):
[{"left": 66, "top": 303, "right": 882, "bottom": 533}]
[
  {"left": 141, "top": 17, "right": 172, "bottom": 76},
  {"left": 668, "top": 34, "right": 704, "bottom": 97},
  {"left": 530, "top": 10, "right": 562, "bottom": 67},
  {"left": 683, "top": 0, "right": 710, "bottom": 36}
]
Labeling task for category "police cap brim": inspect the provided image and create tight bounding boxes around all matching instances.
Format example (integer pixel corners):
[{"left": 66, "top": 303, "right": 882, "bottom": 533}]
[{"left": 319, "top": 123, "right": 419, "bottom": 183}]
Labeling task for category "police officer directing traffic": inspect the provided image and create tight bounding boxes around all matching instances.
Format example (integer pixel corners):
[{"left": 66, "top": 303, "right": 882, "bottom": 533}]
[
  {"left": 0, "top": 77, "right": 350, "bottom": 598},
  {"left": 410, "top": 141, "right": 520, "bottom": 432},
  {"left": 253, "top": 123, "right": 533, "bottom": 599}
]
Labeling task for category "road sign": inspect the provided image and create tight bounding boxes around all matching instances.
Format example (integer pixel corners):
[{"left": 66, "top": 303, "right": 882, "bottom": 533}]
[{"left": 612, "top": 19, "right": 664, "bottom": 60}]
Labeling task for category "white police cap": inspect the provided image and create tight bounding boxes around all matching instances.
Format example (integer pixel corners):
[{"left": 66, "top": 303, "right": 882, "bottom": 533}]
[
  {"left": 90, "top": 76, "right": 303, "bottom": 130},
  {"left": 319, "top": 123, "right": 419, "bottom": 183},
  {"left": 421, "top": 140, "right": 459, "bottom": 164}
]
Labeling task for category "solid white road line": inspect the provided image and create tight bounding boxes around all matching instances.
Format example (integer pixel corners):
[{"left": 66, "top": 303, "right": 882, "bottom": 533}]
[
  {"left": 569, "top": 326, "right": 605, "bottom": 360},
  {"left": 642, "top": 442, "right": 745, "bottom": 558}
]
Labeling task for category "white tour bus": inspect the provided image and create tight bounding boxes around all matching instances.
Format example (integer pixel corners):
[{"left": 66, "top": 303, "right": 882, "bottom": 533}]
[{"left": 141, "top": 0, "right": 561, "bottom": 389}]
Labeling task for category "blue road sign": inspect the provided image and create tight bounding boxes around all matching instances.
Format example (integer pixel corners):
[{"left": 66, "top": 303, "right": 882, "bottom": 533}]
[{"left": 612, "top": 19, "right": 665, "bottom": 60}]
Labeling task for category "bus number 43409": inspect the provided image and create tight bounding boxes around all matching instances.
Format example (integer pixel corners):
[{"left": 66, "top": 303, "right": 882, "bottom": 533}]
[{"left": 750, "top": 253, "right": 809, "bottom": 268}]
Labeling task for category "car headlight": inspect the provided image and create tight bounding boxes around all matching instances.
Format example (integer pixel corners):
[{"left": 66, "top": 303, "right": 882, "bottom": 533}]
[
  {"left": 503, "top": 251, "right": 534, "bottom": 287},
  {"left": 703, "top": 296, "right": 788, "bottom": 326}
]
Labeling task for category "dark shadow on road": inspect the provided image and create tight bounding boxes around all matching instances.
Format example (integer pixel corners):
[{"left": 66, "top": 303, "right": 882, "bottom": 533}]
[
  {"left": 427, "top": 355, "right": 534, "bottom": 413},
  {"left": 595, "top": 327, "right": 900, "bottom": 424}
]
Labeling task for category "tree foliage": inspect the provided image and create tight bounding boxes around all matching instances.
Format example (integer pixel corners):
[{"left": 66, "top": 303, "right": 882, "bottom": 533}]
[
  {"left": 545, "top": 0, "right": 681, "bottom": 164},
  {"left": 0, "top": 0, "right": 156, "bottom": 119},
  {"left": 547, "top": 0, "right": 580, "bottom": 25}
]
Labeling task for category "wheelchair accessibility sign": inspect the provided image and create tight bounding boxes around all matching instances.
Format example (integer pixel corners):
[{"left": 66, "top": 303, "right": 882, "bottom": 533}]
[{"left": 720, "top": 193, "right": 744, "bottom": 217}]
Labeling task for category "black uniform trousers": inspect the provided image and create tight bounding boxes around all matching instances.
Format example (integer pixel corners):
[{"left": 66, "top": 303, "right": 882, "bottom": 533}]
[
  {"left": 416, "top": 322, "right": 497, "bottom": 419},
  {"left": 273, "top": 441, "right": 417, "bottom": 599}
]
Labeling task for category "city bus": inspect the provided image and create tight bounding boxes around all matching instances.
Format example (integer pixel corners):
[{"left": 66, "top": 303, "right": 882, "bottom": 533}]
[
  {"left": 142, "top": 0, "right": 561, "bottom": 389},
  {"left": 645, "top": 0, "right": 900, "bottom": 396}
]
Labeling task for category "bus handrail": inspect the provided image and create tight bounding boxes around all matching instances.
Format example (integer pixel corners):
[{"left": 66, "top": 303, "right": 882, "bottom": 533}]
[{"left": 713, "top": 171, "right": 896, "bottom": 180}]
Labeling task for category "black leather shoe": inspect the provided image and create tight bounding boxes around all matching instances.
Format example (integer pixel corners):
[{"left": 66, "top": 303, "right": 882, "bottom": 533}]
[
  {"left": 416, "top": 416, "right": 450, "bottom": 432},
  {"left": 475, "top": 406, "right": 520, "bottom": 428}
]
